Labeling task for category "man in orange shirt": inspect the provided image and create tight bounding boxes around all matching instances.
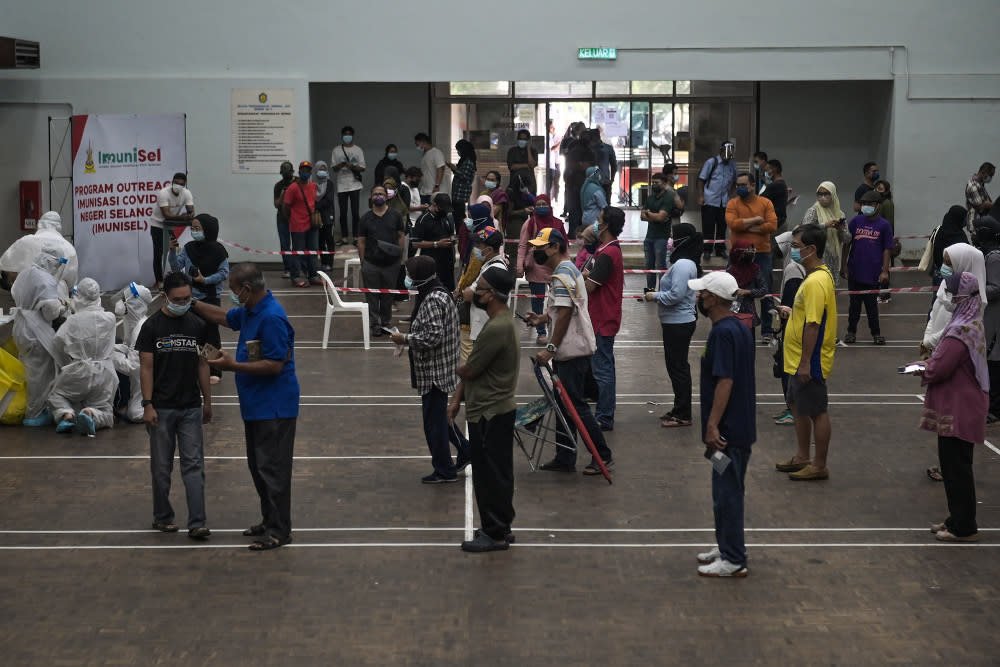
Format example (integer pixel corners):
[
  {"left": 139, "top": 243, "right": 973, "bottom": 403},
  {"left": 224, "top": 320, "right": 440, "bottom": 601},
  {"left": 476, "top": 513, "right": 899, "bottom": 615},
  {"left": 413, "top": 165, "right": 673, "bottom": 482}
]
[{"left": 726, "top": 172, "right": 778, "bottom": 342}]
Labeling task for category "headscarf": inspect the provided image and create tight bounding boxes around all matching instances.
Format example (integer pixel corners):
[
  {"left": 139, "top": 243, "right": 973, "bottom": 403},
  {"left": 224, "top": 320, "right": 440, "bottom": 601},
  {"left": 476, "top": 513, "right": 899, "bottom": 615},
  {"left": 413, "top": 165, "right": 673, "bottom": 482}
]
[
  {"left": 942, "top": 242, "right": 987, "bottom": 304},
  {"left": 525, "top": 194, "right": 561, "bottom": 238},
  {"left": 406, "top": 255, "right": 443, "bottom": 315},
  {"left": 933, "top": 205, "right": 970, "bottom": 269},
  {"left": 384, "top": 177, "right": 409, "bottom": 220},
  {"left": 580, "top": 166, "right": 604, "bottom": 211},
  {"left": 973, "top": 215, "right": 1000, "bottom": 251},
  {"left": 810, "top": 181, "right": 844, "bottom": 226},
  {"left": 314, "top": 160, "right": 330, "bottom": 199},
  {"left": 936, "top": 271, "right": 989, "bottom": 392},
  {"left": 184, "top": 214, "right": 228, "bottom": 295},
  {"left": 669, "top": 222, "right": 703, "bottom": 276},
  {"left": 727, "top": 238, "right": 759, "bottom": 288},
  {"left": 455, "top": 140, "right": 476, "bottom": 166}
]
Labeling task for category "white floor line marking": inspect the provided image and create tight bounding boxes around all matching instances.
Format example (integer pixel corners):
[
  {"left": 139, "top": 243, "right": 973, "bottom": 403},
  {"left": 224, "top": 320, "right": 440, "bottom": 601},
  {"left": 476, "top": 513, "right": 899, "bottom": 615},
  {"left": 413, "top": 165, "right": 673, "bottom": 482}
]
[
  {"left": 0, "top": 455, "right": 430, "bottom": 461},
  {"left": 916, "top": 394, "right": 925, "bottom": 402},
  {"left": 464, "top": 423, "right": 473, "bottom": 543},
  {"left": 2, "top": 527, "right": 992, "bottom": 535},
  {"left": 199, "top": 401, "right": 925, "bottom": 408},
  {"left": 0, "top": 542, "right": 994, "bottom": 551},
  {"left": 208, "top": 393, "right": 923, "bottom": 399},
  {"left": 985, "top": 440, "right": 1000, "bottom": 456}
]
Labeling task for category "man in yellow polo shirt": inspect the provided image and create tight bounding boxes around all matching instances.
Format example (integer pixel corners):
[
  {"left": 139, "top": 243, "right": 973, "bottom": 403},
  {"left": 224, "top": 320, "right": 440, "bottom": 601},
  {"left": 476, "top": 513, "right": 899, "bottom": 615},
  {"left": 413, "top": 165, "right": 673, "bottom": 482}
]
[{"left": 776, "top": 223, "right": 837, "bottom": 481}]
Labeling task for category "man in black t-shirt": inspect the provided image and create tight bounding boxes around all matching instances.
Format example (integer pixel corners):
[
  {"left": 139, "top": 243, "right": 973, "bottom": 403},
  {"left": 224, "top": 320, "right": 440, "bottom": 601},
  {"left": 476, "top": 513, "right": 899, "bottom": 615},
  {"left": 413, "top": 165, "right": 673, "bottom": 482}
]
[
  {"left": 761, "top": 159, "right": 788, "bottom": 231},
  {"left": 136, "top": 271, "right": 213, "bottom": 539},
  {"left": 274, "top": 161, "right": 295, "bottom": 278},
  {"left": 411, "top": 193, "right": 458, "bottom": 291}
]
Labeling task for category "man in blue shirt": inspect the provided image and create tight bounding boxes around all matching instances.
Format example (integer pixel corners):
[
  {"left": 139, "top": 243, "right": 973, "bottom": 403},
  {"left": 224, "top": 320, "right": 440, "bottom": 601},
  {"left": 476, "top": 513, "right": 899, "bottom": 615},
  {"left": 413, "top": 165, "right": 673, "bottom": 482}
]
[
  {"left": 697, "top": 141, "right": 738, "bottom": 261},
  {"left": 194, "top": 263, "right": 300, "bottom": 551},
  {"left": 689, "top": 271, "right": 756, "bottom": 578}
]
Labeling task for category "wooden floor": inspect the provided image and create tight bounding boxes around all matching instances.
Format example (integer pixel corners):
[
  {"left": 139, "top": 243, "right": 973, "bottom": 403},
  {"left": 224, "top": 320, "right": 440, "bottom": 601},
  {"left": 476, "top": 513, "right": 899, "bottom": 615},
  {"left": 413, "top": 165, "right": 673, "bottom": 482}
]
[{"left": 1, "top": 265, "right": 999, "bottom": 665}]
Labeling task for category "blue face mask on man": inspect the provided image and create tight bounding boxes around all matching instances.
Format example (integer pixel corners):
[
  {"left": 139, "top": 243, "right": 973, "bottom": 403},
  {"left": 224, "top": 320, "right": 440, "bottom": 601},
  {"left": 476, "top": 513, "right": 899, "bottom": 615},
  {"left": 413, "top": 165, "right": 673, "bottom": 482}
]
[
  {"left": 343, "top": 135, "right": 353, "bottom": 144},
  {"left": 861, "top": 205, "right": 877, "bottom": 217},
  {"left": 473, "top": 247, "right": 485, "bottom": 261},
  {"left": 388, "top": 152, "right": 398, "bottom": 160},
  {"left": 736, "top": 186, "right": 751, "bottom": 198},
  {"left": 166, "top": 301, "right": 191, "bottom": 316},
  {"left": 518, "top": 139, "right": 528, "bottom": 149}
]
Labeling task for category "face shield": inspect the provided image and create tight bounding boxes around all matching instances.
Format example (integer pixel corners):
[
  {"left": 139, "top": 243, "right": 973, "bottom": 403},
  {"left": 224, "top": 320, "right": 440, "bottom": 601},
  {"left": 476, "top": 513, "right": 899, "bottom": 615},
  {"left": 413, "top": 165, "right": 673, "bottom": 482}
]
[{"left": 721, "top": 143, "right": 735, "bottom": 161}]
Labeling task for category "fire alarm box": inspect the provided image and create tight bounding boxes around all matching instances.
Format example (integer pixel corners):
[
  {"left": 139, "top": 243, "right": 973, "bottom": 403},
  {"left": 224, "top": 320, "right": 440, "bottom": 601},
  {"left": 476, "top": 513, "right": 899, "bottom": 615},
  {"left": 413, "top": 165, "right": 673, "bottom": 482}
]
[{"left": 19, "top": 181, "right": 41, "bottom": 231}]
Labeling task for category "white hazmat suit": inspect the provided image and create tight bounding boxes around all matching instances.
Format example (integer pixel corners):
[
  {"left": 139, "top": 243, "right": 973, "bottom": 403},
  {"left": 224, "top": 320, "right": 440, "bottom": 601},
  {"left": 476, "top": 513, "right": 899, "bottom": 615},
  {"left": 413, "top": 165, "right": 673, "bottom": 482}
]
[
  {"left": 11, "top": 246, "right": 68, "bottom": 423},
  {"left": 0, "top": 211, "right": 78, "bottom": 299},
  {"left": 111, "top": 282, "right": 154, "bottom": 422},
  {"left": 48, "top": 278, "right": 118, "bottom": 435}
]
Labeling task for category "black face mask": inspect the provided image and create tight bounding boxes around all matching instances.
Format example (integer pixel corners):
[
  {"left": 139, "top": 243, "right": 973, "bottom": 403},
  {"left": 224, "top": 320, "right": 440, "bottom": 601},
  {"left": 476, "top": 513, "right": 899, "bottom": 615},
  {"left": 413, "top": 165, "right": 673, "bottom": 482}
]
[
  {"left": 280, "top": 170, "right": 293, "bottom": 182},
  {"left": 697, "top": 295, "right": 711, "bottom": 317},
  {"left": 472, "top": 291, "right": 490, "bottom": 311},
  {"left": 532, "top": 249, "right": 550, "bottom": 266}
]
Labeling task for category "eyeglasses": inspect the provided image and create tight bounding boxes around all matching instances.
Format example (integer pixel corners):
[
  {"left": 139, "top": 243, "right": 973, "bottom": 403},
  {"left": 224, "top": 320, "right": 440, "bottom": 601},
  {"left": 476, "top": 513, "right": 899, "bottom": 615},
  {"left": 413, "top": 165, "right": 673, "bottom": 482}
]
[{"left": 816, "top": 192, "right": 832, "bottom": 197}]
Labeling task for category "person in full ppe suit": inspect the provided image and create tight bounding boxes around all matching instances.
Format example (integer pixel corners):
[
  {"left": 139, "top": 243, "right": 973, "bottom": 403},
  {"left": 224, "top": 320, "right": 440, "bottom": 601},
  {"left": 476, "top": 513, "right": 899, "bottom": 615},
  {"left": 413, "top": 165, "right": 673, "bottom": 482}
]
[
  {"left": 0, "top": 211, "right": 78, "bottom": 298},
  {"left": 11, "top": 246, "right": 68, "bottom": 426},
  {"left": 48, "top": 278, "right": 118, "bottom": 436},
  {"left": 111, "top": 281, "right": 155, "bottom": 422}
]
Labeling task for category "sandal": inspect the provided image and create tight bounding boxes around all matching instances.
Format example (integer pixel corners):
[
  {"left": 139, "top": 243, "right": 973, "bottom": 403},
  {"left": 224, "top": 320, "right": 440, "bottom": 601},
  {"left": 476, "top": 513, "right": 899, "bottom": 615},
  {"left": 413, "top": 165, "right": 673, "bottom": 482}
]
[
  {"left": 248, "top": 536, "right": 289, "bottom": 551},
  {"left": 659, "top": 410, "right": 675, "bottom": 420},
  {"left": 926, "top": 466, "right": 944, "bottom": 482},
  {"left": 242, "top": 522, "right": 266, "bottom": 537},
  {"left": 660, "top": 415, "right": 692, "bottom": 428}
]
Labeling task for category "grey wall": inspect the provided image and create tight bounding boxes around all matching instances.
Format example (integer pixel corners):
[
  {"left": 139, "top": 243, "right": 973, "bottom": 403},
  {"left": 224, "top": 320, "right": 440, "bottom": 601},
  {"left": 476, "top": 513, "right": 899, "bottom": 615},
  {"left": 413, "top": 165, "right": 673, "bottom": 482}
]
[
  {"left": 759, "top": 81, "right": 891, "bottom": 227},
  {"left": 309, "top": 82, "right": 430, "bottom": 206}
]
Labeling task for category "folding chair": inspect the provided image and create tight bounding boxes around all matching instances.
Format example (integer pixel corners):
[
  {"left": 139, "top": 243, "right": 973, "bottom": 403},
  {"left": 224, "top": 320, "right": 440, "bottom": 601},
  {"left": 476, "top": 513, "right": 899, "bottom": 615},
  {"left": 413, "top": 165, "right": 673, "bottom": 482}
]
[{"left": 317, "top": 270, "right": 370, "bottom": 350}]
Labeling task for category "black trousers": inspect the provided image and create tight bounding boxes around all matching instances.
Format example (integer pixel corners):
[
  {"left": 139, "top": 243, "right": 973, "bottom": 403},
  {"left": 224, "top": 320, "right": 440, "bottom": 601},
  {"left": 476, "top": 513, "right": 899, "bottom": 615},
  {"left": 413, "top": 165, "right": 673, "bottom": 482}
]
[
  {"left": 469, "top": 411, "right": 516, "bottom": 541},
  {"left": 151, "top": 227, "right": 165, "bottom": 283},
  {"left": 318, "top": 221, "right": 336, "bottom": 267},
  {"left": 989, "top": 360, "right": 1000, "bottom": 417},
  {"left": 700, "top": 205, "right": 727, "bottom": 255},
  {"left": 244, "top": 417, "right": 296, "bottom": 541},
  {"left": 552, "top": 355, "right": 613, "bottom": 466},
  {"left": 338, "top": 190, "right": 361, "bottom": 238},
  {"left": 566, "top": 173, "right": 584, "bottom": 237},
  {"left": 202, "top": 296, "right": 222, "bottom": 377},
  {"left": 937, "top": 435, "right": 977, "bottom": 536},
  {"left": 661, "top": 321, "right": 696, "bottom": 421},
  {"left": 847, "top": 279, "right": 880, "bottom": 336}
]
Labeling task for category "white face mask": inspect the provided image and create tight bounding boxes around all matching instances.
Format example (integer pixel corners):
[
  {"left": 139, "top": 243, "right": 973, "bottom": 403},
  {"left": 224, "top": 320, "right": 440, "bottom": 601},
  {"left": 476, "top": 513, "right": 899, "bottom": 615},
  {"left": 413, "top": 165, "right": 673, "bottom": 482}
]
[{"left": 171, "top": 184, "right": 182, "bottom": 195}]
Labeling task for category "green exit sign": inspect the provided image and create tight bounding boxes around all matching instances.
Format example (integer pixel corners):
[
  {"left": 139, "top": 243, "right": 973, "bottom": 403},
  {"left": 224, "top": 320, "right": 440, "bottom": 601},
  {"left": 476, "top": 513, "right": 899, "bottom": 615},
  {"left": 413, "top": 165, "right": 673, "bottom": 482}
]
[{"left": 578, "top": 47, "right": 617, "bottom": 61}]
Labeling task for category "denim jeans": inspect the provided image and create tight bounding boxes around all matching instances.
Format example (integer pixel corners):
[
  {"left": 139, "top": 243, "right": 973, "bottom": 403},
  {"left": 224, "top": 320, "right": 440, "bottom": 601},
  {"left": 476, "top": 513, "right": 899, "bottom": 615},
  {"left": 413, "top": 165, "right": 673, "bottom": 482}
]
[
  {"left": 643, "top": 238, "right": 669, "bottom": 290},
  {"left": 276, "top": 217, "right": 294, "bottom": 273},
  {"left": 530, "top": 282, "right": 547, "bottom": 335},
  {"left": 591, "top": 334, "right": 616, "bottom": 427},
  {"left": 147, "top": 406, "right": 205, "bottom": 529},
  {"left": 755, "top": 252, "right": 774, "bottom": 336},
  {"left": 552, "top": 356, "right": 612, "bottom": 466},
  {"left": 290, "top": 229, "right": 318, "bottom": 280},
  {"left": 421, "top": 387, "right": 470, "bottom": 477},
  {"left": 713, "top": 445, "right": 750, "bottom": 566}
]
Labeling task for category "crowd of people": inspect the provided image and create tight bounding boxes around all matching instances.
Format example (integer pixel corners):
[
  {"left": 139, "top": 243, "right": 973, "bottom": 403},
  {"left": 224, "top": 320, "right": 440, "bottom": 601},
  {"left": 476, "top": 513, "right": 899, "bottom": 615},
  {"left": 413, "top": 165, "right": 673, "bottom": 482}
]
[{"left": 1, "top": 126, "right": 996, "bottom": 568}]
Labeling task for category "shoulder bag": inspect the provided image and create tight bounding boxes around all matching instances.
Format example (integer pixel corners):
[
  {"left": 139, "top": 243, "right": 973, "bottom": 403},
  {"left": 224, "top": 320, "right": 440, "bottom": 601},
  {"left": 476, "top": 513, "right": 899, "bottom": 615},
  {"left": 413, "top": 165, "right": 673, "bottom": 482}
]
[
  {"left": 296, "top": 182, "right": 323, "bottom": 229},
  {"left": 549, "top": 271, "right": 597, "bottom": 360},
  {"left": 917, "top": 225, "right": 939, "bottom": 275}
]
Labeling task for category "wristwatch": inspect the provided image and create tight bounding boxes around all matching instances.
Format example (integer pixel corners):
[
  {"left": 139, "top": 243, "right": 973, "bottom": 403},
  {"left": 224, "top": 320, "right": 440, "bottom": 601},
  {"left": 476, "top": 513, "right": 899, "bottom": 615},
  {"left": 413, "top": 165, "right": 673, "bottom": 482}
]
[
  {"left": 141, "top": 399, "right": 153, "bottom": 407},
  {"left": 545, "top": 343, "right": 558, "bottom": 353}
]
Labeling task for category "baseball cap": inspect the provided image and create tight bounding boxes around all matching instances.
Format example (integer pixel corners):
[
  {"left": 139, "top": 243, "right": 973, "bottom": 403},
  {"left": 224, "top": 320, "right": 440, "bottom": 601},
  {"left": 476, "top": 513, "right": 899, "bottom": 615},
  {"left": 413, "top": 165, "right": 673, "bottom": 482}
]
[
  {"left": 688, "top": 271, "right": 740, "bottom": 300},
  {"left": 528, "top": 227, "right": 566, "bottom": 247},
  {"left": 299, "top": 160, "right": 312, "bottom": 170},
  {"left": 475, "top": 225, "right": 503, "bottom": 249}
]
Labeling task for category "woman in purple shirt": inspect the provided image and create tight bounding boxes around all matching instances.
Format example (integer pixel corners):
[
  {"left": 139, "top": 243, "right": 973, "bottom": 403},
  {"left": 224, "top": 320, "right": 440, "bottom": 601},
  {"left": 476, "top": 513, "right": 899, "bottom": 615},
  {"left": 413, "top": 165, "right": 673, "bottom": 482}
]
[{"left": 914, "top": 271, "right": 988, "bottom": 542}]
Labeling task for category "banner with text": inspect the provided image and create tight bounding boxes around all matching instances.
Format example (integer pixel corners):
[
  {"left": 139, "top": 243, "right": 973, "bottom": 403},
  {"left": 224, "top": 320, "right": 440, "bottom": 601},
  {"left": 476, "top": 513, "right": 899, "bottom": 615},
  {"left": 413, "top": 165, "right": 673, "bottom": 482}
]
[{"left": 72, "top": 113, "right": 186, "bottom": 290}]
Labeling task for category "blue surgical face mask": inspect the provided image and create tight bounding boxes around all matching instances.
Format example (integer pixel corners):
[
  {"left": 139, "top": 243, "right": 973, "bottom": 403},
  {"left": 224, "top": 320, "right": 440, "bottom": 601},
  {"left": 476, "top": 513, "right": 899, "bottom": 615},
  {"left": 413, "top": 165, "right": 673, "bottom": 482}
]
[
  {"left": 464, "top": 218, "right": 474, "bottom": 231},
  {"left": 415, "top": 146, "right": 424, "bottom": 154},
  {"left": 736, "top": 186, "right": 750, "bottom": 197},
  {"left": 404, "top": 276, "right": 414, "bottom": 290},
  {"left": 343, "top": 135, "right": 353, "bottom": 144},
  {"left": 388, "top": 152, "right": 398, "bottom": 160},
  {"left": 861, "top": 205, "right": 876, "bottom": 217},
  {"left": 484, "top": 180, "right": 497, "bottom": 190},
  {"left": 191, "top": 230, "right": 205, "bottom": 242},
  {"left": 592, "top": 221, "right": 601, "bottom": 236},
  {"left": 985, "top": 175, "right": 993, "bottom": 184},
  {"left": 517, "top": 139, "right": 528, "bottom": 149},
  {"left": 535, "top": 206, "right": 551, "bottom": 217},
  {"left": 166, "top": 301, "right": 191, "bottom": 316},
  {"left": 940, "top": 265, "right": 954, "bottom": 278},
  {"left": 473, "top": 247, "right": 485, "bottom": 261},
  {"left": 790, "top": 248, "right": 802, "bottom": 263},
  {"left": 316, "top": 170, "right": 329, "bottom": 180}
]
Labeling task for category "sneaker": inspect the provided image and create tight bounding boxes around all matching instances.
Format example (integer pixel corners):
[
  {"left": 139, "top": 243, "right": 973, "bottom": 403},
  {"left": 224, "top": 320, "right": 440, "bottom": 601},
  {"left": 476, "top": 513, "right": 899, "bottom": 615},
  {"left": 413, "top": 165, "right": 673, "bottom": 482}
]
[
  {"left": 696, "top": 546, "right": 721, "bottom": 565},
  {"left": 461, "top": 532, "right": 510, "bottom": 553},
  {"left": 281, "top": 271, "right": 291, "bottom": 279},
  {"left": 789, "top": 464, "right": 829, "bottom": 480},
  {"left": 475, "top": 528, "right": 515, "bottom": 544},
  {"left": 698, "top": 559, "right": 748, "bottom": 577},
  {"left": 75, "top": 412, "right": 96, "bottom": 437},
  {"left": 774, "top": 409, "right": 795, "bottom": 426},
  {"left": 455, "top": 454, "right": 471, "bottom": 474},
  {"left": 188, "top": 527, "right": 211, "bottom": 540},
  {"left": 421, "top": 472, "right": 459, "bottom": 484},
  {"left": 761, "top": 335, "right": 773, "bottom": 345},
  {"left": 844, "top": 332, "right": 856, "bottom": 344},
  {"left": 583, "top": 459, "right": 614, "bottom": 476},
  {"left": 873, "top": 335, "right": 886, "bottom": 345},
  {"left": 539, "top": 460, "right": 576, "bottom": 473},
  {"left": 935, "top": 529, "right": 980, "bottom": 542}
]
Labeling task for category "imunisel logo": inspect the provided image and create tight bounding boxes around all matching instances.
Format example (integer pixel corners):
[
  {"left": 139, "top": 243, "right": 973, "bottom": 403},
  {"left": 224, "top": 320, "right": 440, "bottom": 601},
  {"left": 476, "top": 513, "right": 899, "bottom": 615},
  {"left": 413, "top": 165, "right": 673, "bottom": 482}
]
[
  {"left": 258, "top": 92, "right": 268, "bottom": 103},
  {"left": 84, "top": 143, "right": 96, "bottom": 174},
  {"left": 86, "top": 145, "right": 164, "bottom": 168}
]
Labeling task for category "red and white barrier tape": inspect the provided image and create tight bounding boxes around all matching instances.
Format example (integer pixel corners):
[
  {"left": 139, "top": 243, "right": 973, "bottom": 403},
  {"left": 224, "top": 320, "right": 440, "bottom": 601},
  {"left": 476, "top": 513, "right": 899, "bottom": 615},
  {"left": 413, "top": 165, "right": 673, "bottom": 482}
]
[{"left": 331, "top": 285, "right": 936, "bottom": 299}]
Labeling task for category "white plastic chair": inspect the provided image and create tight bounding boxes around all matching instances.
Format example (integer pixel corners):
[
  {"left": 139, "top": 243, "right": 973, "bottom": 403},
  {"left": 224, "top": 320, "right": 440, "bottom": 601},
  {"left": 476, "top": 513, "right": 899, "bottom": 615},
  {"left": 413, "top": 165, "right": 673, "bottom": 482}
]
[
  {"left": 508, "top": 277, "right": 531, "bottom": 310},
  {"left": 343, "top": 257, "right": 361, "bottom": 288},
  {"left": 317, "top": 271, "right": 370, "bottom": 350}
]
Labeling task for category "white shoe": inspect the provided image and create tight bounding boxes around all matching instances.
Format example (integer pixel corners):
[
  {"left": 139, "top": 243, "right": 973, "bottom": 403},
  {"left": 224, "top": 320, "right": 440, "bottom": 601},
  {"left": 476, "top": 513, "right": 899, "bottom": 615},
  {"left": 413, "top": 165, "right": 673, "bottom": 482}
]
[
  {"left": 696, "top": 546, "right": 721, "bottom": 564},
  {"left": 697, "top": 558, "right": 748, "bottom": 577}
]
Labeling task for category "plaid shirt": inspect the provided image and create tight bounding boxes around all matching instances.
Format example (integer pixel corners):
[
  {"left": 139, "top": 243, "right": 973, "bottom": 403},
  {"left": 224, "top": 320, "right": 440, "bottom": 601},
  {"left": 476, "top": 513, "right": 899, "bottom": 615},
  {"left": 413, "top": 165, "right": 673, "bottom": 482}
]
[
  {"left": 407, "top": 287, "right": 460, "bottom": 394},
  {"left": 451, "top": 159, "right": 476, "bottom": 205},
  {"left": 966, "top": 175, "right": 992, "bottom": 230}
]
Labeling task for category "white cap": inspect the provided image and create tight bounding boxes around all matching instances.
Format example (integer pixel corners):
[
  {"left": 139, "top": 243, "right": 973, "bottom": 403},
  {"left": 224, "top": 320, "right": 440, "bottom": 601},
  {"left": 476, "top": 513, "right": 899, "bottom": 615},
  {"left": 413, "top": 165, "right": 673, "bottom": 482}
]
[{"left": 688, "top": 271, "right": 740, "bottom": 300}]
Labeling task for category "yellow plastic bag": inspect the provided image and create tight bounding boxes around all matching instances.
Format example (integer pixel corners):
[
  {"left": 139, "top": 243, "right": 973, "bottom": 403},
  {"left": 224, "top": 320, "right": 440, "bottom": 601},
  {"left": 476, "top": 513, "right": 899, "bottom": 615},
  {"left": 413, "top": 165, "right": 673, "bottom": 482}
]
[{"left": 0, "top": 346, "right": 27, "bottom": 425}]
